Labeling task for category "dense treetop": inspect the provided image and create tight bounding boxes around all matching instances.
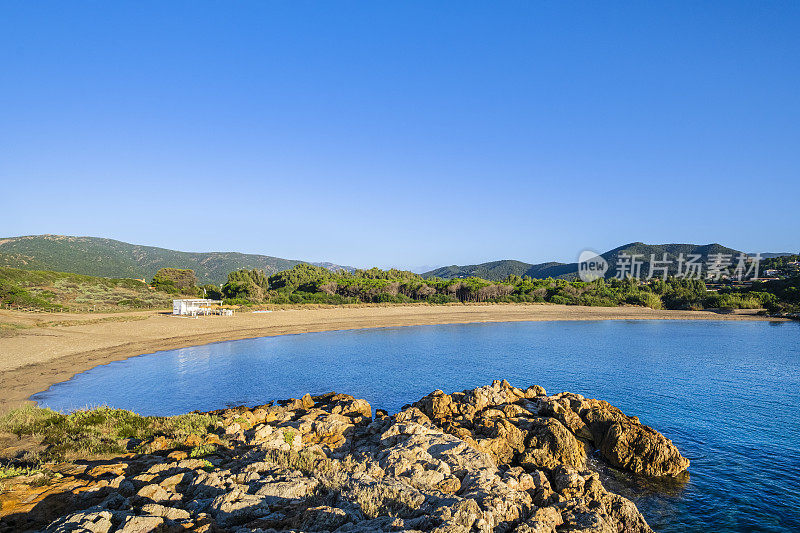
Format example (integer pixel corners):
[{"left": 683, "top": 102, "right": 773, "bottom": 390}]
[{"left": 216, "top": 264, "right": 799, "bottom": 316}]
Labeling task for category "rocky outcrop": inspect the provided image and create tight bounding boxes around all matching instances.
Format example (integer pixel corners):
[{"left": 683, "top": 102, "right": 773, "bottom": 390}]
[
  {"left": 415, "top": 381, "right": 689, "bottom": 478},
  {"left": 535, "top": 392, "right": 689, "bottom": 477},
  {"left": 0, "top": 381, "right": 688, "bottom": 532}
]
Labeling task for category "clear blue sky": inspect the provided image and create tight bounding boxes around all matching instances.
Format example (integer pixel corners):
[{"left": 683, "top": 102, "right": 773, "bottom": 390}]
[{"left": 2, "top": 2, "right": 798, "bottom": 270}]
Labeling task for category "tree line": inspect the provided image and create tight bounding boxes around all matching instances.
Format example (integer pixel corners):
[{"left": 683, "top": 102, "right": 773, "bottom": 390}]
[
  {"left": 211, "top": 265, "right": 796, "bottom": 314},
  {"left": 146, "top": 264, "right": 799, "bottom": 316}
]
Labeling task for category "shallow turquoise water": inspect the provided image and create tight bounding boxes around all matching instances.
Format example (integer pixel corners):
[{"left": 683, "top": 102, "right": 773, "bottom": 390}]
[{"left": 33, "top": 320, "right": 800, "bottom": 532}]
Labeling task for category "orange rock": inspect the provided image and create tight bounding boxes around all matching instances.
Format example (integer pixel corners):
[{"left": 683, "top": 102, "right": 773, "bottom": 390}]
[
  {"left": 85, "top": 463, "right": 127, "bottom": 478},
  {"left": 0, "top": 475, "right": 89, "bottom": 524},
  {"left": 168, "top": 450, "right": 189, "bottom": 461},
  {"left": 184, "top": 434, "right": 202, "bottom": 447},
  {"left": 301, "top": 393, "right": 314, "bottom": 410},
  {"left": 144, "top": 435, "right": 172, "bottom": 452},
  {"left": 204, "top": 434, "right": 222, "bottom": 445}
]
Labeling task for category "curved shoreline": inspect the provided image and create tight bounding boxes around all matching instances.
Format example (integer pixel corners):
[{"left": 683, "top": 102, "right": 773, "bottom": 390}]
[{"left": 0, "top": 303, "right": 784, "bottom": 413}]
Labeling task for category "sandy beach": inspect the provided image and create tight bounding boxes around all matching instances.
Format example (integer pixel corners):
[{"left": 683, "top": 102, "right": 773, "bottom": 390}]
[{"left": 0, "top": 303, "right": 781, "bottom": 412}]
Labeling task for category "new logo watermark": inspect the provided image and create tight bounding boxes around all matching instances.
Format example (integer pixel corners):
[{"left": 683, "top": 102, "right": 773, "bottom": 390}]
[{"left": 578, "top": 250, "right": 608, "bottom": 282}]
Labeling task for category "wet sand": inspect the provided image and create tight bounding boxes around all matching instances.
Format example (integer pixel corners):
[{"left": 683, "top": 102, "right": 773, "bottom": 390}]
[{"left": 0, "top": 304, "right": 780, "bottom": 412}]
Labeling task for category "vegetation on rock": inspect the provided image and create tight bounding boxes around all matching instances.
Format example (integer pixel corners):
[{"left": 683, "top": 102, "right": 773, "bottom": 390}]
[{"left": 0, "top": 405, "right": 220, "bottom": 463}]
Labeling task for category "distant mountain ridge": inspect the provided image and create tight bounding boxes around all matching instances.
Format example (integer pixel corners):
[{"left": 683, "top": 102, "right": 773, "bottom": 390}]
[
  {"left": 423, "top": 260, "right": 574, "bottom": 281},
  {"left": 0, "top": 235, "right": 354, "bottom": 285},
  {"left": 422, "top": 242, "right": 788, "bottom": 281}
]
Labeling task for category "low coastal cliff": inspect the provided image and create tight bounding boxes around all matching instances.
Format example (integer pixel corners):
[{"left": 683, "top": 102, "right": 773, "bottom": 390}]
[{"left": 1, "top": 381, "right": 688, "bottom": 532}]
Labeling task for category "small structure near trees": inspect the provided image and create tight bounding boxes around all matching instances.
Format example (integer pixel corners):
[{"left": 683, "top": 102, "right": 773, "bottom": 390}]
[{"left": 172, "top": 298, "right": 223, "bottom": 316}]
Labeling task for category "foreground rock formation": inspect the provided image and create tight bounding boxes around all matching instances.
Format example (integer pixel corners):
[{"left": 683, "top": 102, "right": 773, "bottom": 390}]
[{"left": 0, "top": 381, "right": 688, "bottom": 532}]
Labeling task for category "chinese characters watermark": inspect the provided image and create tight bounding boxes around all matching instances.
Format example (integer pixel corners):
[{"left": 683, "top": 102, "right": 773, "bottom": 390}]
[{"left": 578, "top": 251, "right": 762, "bottom": 282}]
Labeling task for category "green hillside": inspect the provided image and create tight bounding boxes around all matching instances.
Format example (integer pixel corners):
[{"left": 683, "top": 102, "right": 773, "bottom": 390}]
[
  {"left": 423, "top": 260, "right": 577, "bottom": 280},
  {"left": 0, "top": 235, "right": 352, "bottom": 285},
  {"left": 425, "top": 260, "right": 542, "bottom": 280},
  {"left": 0, "top": 266, "right": 176, "bottom": 312},
  {"left": 423, "top": 243, "right": 746, "bottom": 280}
]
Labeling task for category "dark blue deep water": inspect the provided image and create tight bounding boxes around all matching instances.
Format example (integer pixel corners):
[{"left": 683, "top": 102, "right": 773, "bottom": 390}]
[{"left": 33, "top": 320, "right": 800, "bottom": 532}]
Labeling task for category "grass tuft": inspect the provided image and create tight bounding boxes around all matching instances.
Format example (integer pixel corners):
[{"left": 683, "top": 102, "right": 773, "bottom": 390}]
[
  {"left": 0, "top": 463, "right": 42, "bottom": 480},
  {"left": 0, "top": 405, "right": 221, "bottom": 462},
  {"left": 189, "top": 444, "right": 217, "bottom": 458}
]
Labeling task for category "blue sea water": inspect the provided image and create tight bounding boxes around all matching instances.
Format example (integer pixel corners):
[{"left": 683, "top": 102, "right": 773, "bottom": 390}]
[{"left": 32, "top": 320, "right": 800, "bottom": 532}]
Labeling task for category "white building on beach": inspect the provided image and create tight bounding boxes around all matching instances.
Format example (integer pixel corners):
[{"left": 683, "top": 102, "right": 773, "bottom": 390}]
[{"left": 172, "top": 298, "right": 223, "bottom": 316}]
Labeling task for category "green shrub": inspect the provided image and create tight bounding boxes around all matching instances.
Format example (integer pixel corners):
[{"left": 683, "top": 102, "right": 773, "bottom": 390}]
[
  {"left": 0, "top": 280, "right": 60, "bottom": 309},
  {"left": 548, "top": 295, "right": 571, "bottom": 305},
  {"left": 0, "top": 464, "right": 43, "bottom": 479},
  {"left": 151, "top": 268, "right": 199, "bottom": 296},
  {"left": 190, "top": 444, "right": 217, "bottom": 458}
]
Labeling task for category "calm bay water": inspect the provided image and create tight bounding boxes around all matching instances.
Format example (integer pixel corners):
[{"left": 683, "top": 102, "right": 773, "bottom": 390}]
[{"left": 33, "top": 320, "right": 800, "bottom": 532}]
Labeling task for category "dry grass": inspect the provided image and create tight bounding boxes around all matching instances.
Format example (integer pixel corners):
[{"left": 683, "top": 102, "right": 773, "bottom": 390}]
[
  {"left": 351, "top": 482, "right": 425, "bottom": 519},
  {"left": 34, "top": 314, "right": 150, "bottom": 328},
  {"left": 0, "top": 322, "right": 31, "bottom": 338},
  {"left": 0, "top": 266, "right": 175, "bottom": 312},
  {"left": 250, "top": 301, "right": 543, "bottom": 311},
  {"left": 260, "top": 448, "right": 333, "bottom": 475},
  {"left": 0, "top": 405, "right": 221, "bottom": 466}
]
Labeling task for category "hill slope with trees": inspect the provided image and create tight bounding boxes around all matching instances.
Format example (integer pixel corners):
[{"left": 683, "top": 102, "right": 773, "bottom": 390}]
[
  {"left": 0, "top": 235, "right": 353, "bottom": 285},
  {"left": 423, "top": 243, "right": 749, "bottom": 280}
]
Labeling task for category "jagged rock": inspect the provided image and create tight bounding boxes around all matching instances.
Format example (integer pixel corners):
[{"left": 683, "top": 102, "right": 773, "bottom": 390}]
[
  {"left": 301, "top": 505, "right": 350, "bottom": 530},
  {"left": 45, "top": 510, "right": 115, "bottom": 533},
  {"left": 517, "top": 416, "right": 588, "bottom": 470},
  {"left": 254, "top": 478, "right": 318, "bottom": 500},
  {"left": 136, "top": 483, "right": 171, "bottom": 503},
  {"left": 140, "top": 503, "right": 191, "bottom": 521},
  {"left": 159, "top": 471, "right": 193, "bottom": 491},
  {"left": 516, "top": 506, "right": 563, "bottom": 533},
  {"left": 209, "top": 488, "right": 270, "bottom": 526},
  {"left": 526, "top": 384, "right": 547, "bottom": 397},
  {"left": 552, "top": 395, "right": 690, "bottom": 476},
  {"left": 327, "top": 394, "right": 372, "bottom": 421},
  {"left": 166, "top": 450, "right": 188, "bottom": 461},
  {"left": 436, "top": 476, "right": 462, "bottom": 494},
  {"left": 415, "top": 381, "right": 687, "bottom": 479},
  {"left": 551, "top": 464, "right": 585, "bottom": 497},
  {"left": 304, "top": 413, "right": 355, "bottom": 450},
  {"left": 301, "top": 392, "right": 315, "bottom": 410},
  {"left": 248, "top": 425, "right": 302, "bottom": 451},
  {"left": 536, "top": 396, "right": 593, "bottom": 441},
  {"left": 118, "top": 515, "right": 165, "bottom": 533}
]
